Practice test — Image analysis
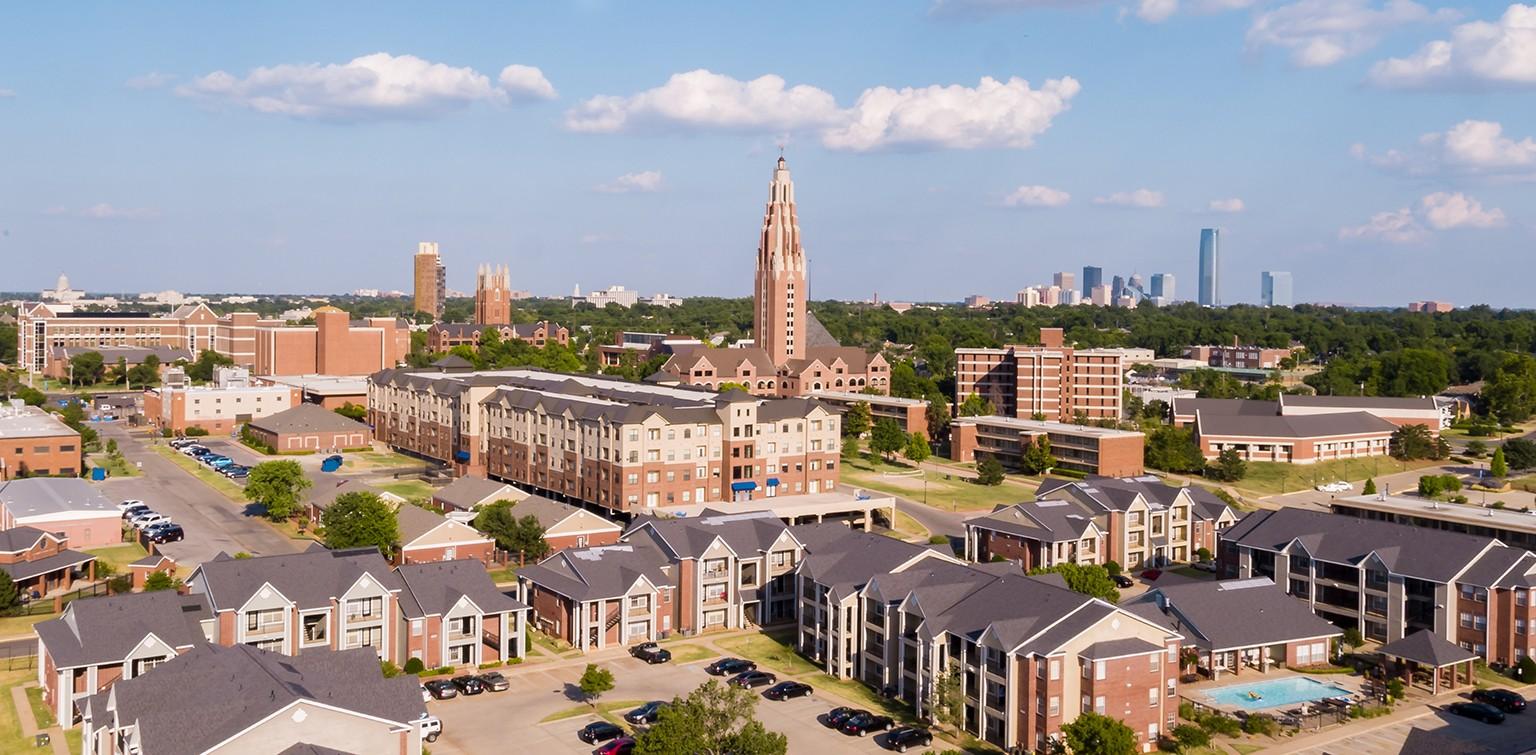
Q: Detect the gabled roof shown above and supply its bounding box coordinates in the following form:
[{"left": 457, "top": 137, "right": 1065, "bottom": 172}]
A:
[
  {"left": 395, "top": 504, "right": 458, "bottom": 545},
  {"left": 248, "top": 403, "right": 369, "bottom": 435},
  {"left": 1222, "top": 508, "right": 1501, "bottom": 583},
  {"left": 1280, "top": 394, "right": 1439, "bottom": 412},
  {"left": 188, "top": 546, "right": 401, "bottom": 612},
  {"left": 105, "top": 644, "right": 424, "bottom": 755},
  {"left": 1198, "top": 410, "right": 1397, "bottom": 439},
  {"left": 36, "top": 591, "right": 212, "bottom": 669},
  {"left": 1124, "top": 577, "right": 1341, "bottom": 652},
  {"left": 1377, "top": 629, "right": 1478, "bottom": 667},
  {"left": 433, "top": 475, "right": 522, "bottom": 510},
  {"left": 631, "top": 511, "right": 800, "bottom": 561},
  {"left": 966, "top": 502, "right": 1097, "bottom": 542},
  {"left": 0, "top": 526, "right": 60, "bottom": 553},
  {"left": 508, "top": 495, "right": 619, "bottom": 533},
  {"left": 395, "top": 560, "right": 527, "bottom": 618},
  {"left": 519, "top": 542, "right": 672, "bottom": 602}
]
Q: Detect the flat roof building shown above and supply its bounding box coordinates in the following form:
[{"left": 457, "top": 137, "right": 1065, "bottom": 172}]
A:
[
  {"left": 0, "top": 477, "right": 121, "bottom": 548},
  {"left": 955, "top": 328, "right": 1124, "bottom": 423},
  {"left": 950, "top": 415, "right": 1145, "bottom": 478},
  {"left": 0, "top": 403, "right": 82, "bottom": 480},
  {"left": 1172, "top": 395, "right": 1440, "bottom": 465}
]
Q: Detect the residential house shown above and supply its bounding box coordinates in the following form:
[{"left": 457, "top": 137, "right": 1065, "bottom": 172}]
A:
[
  {"left": 431, "top": 474, "right": 525, "bottom": 513},
  {"left": 396, "top": 560, "right": 528, "bottom": 668},
  {"left": 395, "top": 504, "right": 495, "bottom": 565},
  {"left": 0, "top": 527, "right": 97, "bottom": 599}
]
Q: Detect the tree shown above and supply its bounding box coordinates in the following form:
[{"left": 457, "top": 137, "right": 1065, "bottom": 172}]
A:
[
  {"left": 1362, "top": 478, "right": 1377, "bottom": 495},
  {"left": 68, "top": 350, "right": 105, "bottom": 386},
  {"left": 929, "top": 664, "right": 965, "bottom": 732},
  {"left": 126, "top": 354, "right": 161, "bottom": 387},
  {"left": 716, "top": 381, "right": 752, "bottom": 394},
  {"left": 917, "top": 334, "right": 956, "bottom": 380},
  {"left": 184, "top": 349, "right": 235, "bottom": 382},
  {"left": 1517, "top": 655, "right": 1536, "bottom": 684},
  {"left": 1465, "top": 439, "right": 1488, "bottom": 458},
  {"left": 904, "top": 431, "right": 932, "bottom": 465},
  {"left": 1195, "top": 547, "right": 1212, "bottom": 562},
  {"left": 1103, "top": 560, "right": 1122, "bottom": 577},
  {"left": 1341, "top": 627, "right": 1364, "bottom": 652},
  {"left": 841, "top": 436, "right": 861, "bottom": 460},
  {"left": 1171, "top": 724, "right": 1210, "bottom": 752},
  {"left": 244, "top": 460, "right": 312, "bottom": 521},
  {"left": 1062, "top": 711, "right": 1138, "bottom": 755},
  {"left": 1144, "top": 426, "right": 1205, "bottom": 474},
  {"left": 1484, "top": 353, "right": 1536, "bottom": 424},
  {"left": 926, "top": 395, "right": 951, "bottom": 442},
  {"left": 1205, "top": 448, "right": 1247, "bottom": 482},
  {"left": 143, "top": 572, "right": 180, "bottom": 592},
  {"left": 322, "top": 492, "right": 400, "bottom": 556},
  {"left": 843, "top": 401, "right": 872, "bottom": 437},
  {"left": 868, "top": 418, "right": 906, "bottom": 462},
  {"left": 1491, "top": 446, "right": 1509, "bottom": 478},
  {"left": 578, "top": 663, "right": 614, "bottom": 704},
  {"left": 975, "top": 456, "right": 1004, "bottom": 486},
  {"left": 335, "top": 402, "right": 367, "bottom": 421},
  {"left": 1390, "top": 423, "right": 1437, "bottom": 461},
  {"left": 957, "top": 393, "right": 995, "bottom": 417},
  {"left": 1504, "top": 438, "right": 1536, "bottom": 470},
  {"left": 1021, "top": 435, "right": 1056, "bottom": 475},
  {"left": 634, "top": 679, "right": 787, "bottom": 755},
  {"left": 1029, "top": 563, "right": 1120, "bottom": 602},
  {"left": 473, "top": 501, "right": 551, "bottom": 561},
  {"left": 0, "top": 571, "right": 17, "bottom": 611}
]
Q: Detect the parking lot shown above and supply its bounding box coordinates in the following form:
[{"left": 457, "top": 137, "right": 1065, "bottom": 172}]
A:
[
  {"left": 428, "top": 651, "right": 941, "bottom": 754},
  {"left": 1285, "top": 701, "right": 1536, "bottom": 754}
]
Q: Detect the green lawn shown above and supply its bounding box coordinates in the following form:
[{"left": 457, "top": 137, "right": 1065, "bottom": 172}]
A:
[
  {"left": 1232, "top": 745, "right": 1265, "bottom": 755},
  {"left": 377, "top": 479, "right": 437, "bottom": 501},
  {"left": 87, "top": 452, "right": 139, "bottom": 478},
  {"left": 149, "top": 445, "right": 246, "bottom": 501},
  {"left": 0, "top": 669, "right": 42, "bottom": 751},
  {"left": 889, "top": 510, "right": 930, "bottom": 542},
  {"left": 344, "top": 450, "right": 422, "bottom": 470},
  {"left": 662, "top": 643, "right": 717, "bottom": 664},
  {"left": 540, "top": 699, "right": 644, "bottom": 726},
  {"left": 25, "top": 686, "right": 52, "bottom": 728},
  {"left": 86, "top": 542, "right": 150, "bottom": 573},
  {"left": 840, "top": 455, "right": 1034, "bottom": 512},
  {"left": 0, "top": 613, "right": 52, "bottom": 640},
  {"left": 488, "top": 564, "right": 519, "bottom": 585},
  {"left": 713, "top": 633, "right": 822, "bottom": 677},
  {"left": 1232, "top": 457, "right": 1442, "bottom": 497}
]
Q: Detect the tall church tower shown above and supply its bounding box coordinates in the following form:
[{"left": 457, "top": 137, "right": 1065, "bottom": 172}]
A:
[
  {"left": 474, "top": 264, "right": 512, "bottom": 325},
  {"left": 754, "top": 156, "right": 807, "bottom": 366}
]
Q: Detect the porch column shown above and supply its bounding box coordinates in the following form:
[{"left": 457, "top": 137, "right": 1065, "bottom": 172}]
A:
[
  {"left": 499, "top": 613, "right": 509, "bottom": 661},
  {"left": 516, "top": 610, "right": 526, "bottom": 658}
]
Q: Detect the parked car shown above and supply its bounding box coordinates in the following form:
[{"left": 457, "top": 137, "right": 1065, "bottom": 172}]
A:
[
  {"left": 181, "top": 445, "right": 207, "bottom": 456},
  {"left": 1447, "top": 701, "right": 1505, "bottom": 724},
  {"left": 624, "top": 701, "right": 669, "bottom": 725},
  {"left": 131, "top": 513, "right": 171, "bottom": 530},
  {"left": 423, "top": 679, "right": 458, "bottom": 700},
  {"left": 635, "top": 646, "right": 672, "bottom": 664},
  {"left": 578, "top": 721, "right": 625, "bottom": 744},
  {"left": 476, "top": 671, "right": 509, "bottom": 692},
  {"left": 417, "top": 714, "right": 441, "bottom": 743},
  {"left": 1315, "top": 481, "right": 1352, "bottom": 493},
  {"left": 885, "top": 726, "right": 935, "bottom": 752},
  {"left": 450, "top": 675, "right": 485, "bottom": 695},
  {"left": 842, "top": 712, "right": 894, "bottom": 737},
  {"left": 595, "top": 737, "right": 636, "bottom": 755},
  {"left": 824, "top": 707, "right": 865, "bottom": 728},
  {"left": 1193, "top": 560, "right": 1217, "bottom": 572},
  {"left": 116, "top": 499, "right": 145, "bottom": 512},
  {"left": 226, "top": 466, "right": 250, "bottom": 479},
  {"left": 706, "top": 657, "right": 757, "bottom": 676},
  {"left": 629, "top": 642, "right": 660, "bottom": 658},
  {"left": 727, "top": 670, "right": 777, "bottom": 689},
  {"left": 121, "top": 504, "right": 151, "bottom": 520},
  {"left": 146, "top": 523, "right": 185, "bottom": 544},
  {"left": 1140, "top": 569, "right": 1162, "bottom": 581},
  {"left": 1471, "top": 688, "right": 1527, "bottom": 713},
  {"left": 1111, "top": 574, "right": 1134, "bottom": 588},
  {"left": 763, "top": 681, "right": 813, "bottom": 700},
  {"left": 419, "top": 684, "right": 432, "bottom": 702},
  {"left": 169, "top": 439, "right": 194, "bottom": 449},
  {"left": 205, "top": 456, "right": 233, "bottom": 468}
]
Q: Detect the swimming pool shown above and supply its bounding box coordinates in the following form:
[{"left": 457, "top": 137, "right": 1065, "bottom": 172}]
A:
[{"left": 1202, "top": 676, "right": 1350, "bottom": 711}]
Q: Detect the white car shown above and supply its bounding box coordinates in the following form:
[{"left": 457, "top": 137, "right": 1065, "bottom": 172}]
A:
[
  {"left": 418, "top": 714, "right": 441, "bottom": 743},
  {"left": 1314, "top": 481, "right": 1352, "bottom": 493},
  {"left": 116, "top": 499, "right": 145, "bottom": 513},
  {"left": 130, "top": 513, "right": 171, "bottom": 530}
]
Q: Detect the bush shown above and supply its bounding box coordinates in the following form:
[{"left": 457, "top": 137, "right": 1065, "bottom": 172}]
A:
[
  {"left": 403, "top": 658, "right": 425, "bottom": 675},
  {"left": 928, "top": 535, "right": 950, "bottom": 545},
  {"left": 380, "top": 660, "right": 401, "bottom": 678},
  {"left": 975, "top": 456, "right": 1005, "bottom": 486},
  {"left": 432, "top": 666, "right": 454, "bottom": 676},
  {"left": 1172, "top": 724, "right": 1210, "bottom": 751},
  {"left": 1386, "top": 678, "right": 1405, "bottom": 701},
  {"left": 1104, "top": 560, "right": 1122, "bottom": 577},
  {"left": 183, "top": 426, "right": 209, "bottom": 437},
  {"left": 478, "top": 661, "right": 503, "bottom": 670},
  {"left": 1178, "top": 701, "right": 1197, "bottom": 721},
  {"left": 106, "top": 575, "right": 134, "bottom": 595},
  {"left": 1243, "top": 714, "right": 1278, "bottom": 736},
  {"left": 1516, "top": 655, "right": 1536, "bottom": 683},
  {"left": 1198, "top": 711, "right": 1242, "bottom": 737}
]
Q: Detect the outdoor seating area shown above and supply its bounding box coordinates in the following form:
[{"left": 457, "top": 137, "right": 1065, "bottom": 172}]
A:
[{"left": 1374, "top": 630, "right": 1478, "bottom": 696}]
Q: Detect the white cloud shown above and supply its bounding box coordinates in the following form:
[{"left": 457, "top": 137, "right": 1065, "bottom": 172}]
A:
[
  {"left": 823, "top": 76, "right": 1080, "bottom": 151},
  {"left": 125, "top": 72, "right": 175, "bottom": 90},
  {"left": 1339, "top": 207, "right": 1426, "bottom": 242},
  {"left": 0, "top": 88, "right": 14, "bottom": 98},
  {"left": 578, "top": 232, "right": 616, "bottom": 244},
  {"left": 931, "top": 0, "right": 1252, "bottom": 18},
  {"left": 1137, "top": 0, "right": 1180, "bottom": 22},
  {"left": 564, "top": 69, "right": 841, "bottom": 134},
  {"left": 567, "top": 70, "right": 1080, "bottom": 152},
  {"left": 1419, "top": 191, "right": 1507, "bottom": 229},
  {"left": 52, "top": 204, "right": 161, "bottom": 220},
  {"left": 1246, "top": 0, "right": 1457, "bottom": 68},
  {"left": 1208, "top": 197, "right": 1246, "bottom": 212},
  {"left": 1353, "top": 120, "right": 1536, "bottom": 177},
  {"left": 1093, "top": 188, "right": 1164, "bottom": 208},
  {"left": 176, "top": 53, "right": 550, "bottom": 121},
  {"left": 1370, "top": 4, "right": 1536, "bottom": 88},
  {"left": 595, "top": 171, "right": 664, "bottom": 193},
  {"left": 497, "top": 64, "right": 557, "bottom": 101},
  {"left": 1003, "top": 185, "right": 1072, "bottom": 207}
]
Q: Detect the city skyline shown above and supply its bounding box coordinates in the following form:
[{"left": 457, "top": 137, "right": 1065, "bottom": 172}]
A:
[{"left": 0, "top": 2, "right": 1530, "bottom": 306}]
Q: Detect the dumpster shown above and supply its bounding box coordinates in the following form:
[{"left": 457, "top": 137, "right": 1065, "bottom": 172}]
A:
[{"left": 320, "top": 455, "right": 343, "bottom": 473}]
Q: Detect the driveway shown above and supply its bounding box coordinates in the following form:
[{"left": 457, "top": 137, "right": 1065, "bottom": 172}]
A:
[
  {"left": 95, "top": 424, "right": 302, "bottom": 564},
  {"left": 429, "top": 650, "right": 939, "bottom": 754},
  {"left": 1283, "top": 701, "right": 1536, "bottom": 754}
]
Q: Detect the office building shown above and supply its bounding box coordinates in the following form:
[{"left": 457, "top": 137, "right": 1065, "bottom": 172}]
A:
[
  {"left": 954, "top": 327, "right": 1123, "bottom": 422},
  {"left": 413, "top": 242, "right": 446, "bottom": 320},
  {"left": 143, "top": 366, "right": 300, "bottom": 436},
  {"left": 1090, "top": 284, "right": 1112, "bottom": 306},
  {"left": 1053, "top": 271, "right": 1075, "bottom": 292},
  {"left": 1150, "top": 273, "right": 1174, "bottom": 300},
  {"left": 1170, "top": 395, "right": 1443, "bottom": 465},
  {"left": 1111, "top": 275, "right": 1126, "bottom": 302},
  {"left": 474, "top": 264, "right": 512, "bottom": 326},
  {"left": 1081, "top": 266, "right": 1102, "bottom": 299},
  {"left": 1261, "top": 271, "right": 1293, "bottom": 308},
  {"left": 1198, "top": 229, "right": 1220, "bottom": 306}
]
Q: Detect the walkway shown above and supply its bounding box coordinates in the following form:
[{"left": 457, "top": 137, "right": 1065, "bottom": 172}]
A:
[{"left": 10, "top": 684, "right": 69, "bottom": 755}]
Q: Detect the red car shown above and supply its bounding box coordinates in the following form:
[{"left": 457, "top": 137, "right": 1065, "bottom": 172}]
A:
[
  {"left": 596, "top": 736, "right": 636, "bottom": 755},
  {"left": 1140, "top": 569, "right": 1162, "bottom": 581}
]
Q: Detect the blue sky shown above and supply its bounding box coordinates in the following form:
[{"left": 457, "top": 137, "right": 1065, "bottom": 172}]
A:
[{"left": 1, "top": 1, "right": 1531, "bottom": 306}]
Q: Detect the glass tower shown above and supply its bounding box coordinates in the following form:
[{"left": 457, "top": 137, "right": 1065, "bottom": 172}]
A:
[
  {"left": 1261, "top": 271, "right": 1293, "bottom": 308},
  {"left": 1081, "top": 266, "right": 1102, "bottom": 299},
  {"left": 1198, "top": 229, "right": 1220, "bottom": 306}
]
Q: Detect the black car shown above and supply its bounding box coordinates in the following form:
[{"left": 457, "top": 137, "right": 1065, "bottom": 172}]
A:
[
  {"left": 624, "top": 701, "right": 669, "bottom": 725},
  {"left": 578, "top": 721, "right": 625, "bottom": 744},
  {"left": 824, "top": 707, "right": 866, "bottom": 728},
  {"left": 629, "top": 642, "right": 660, "bottom": 659},
  {"left": 706, "top": 657, "right": 757, "bottom": 676},
  {"left": 146, "top": 523, "right": 185, "bottom": 544},
  {"left": 423, "top": 679, "right": 458, "bottom": 700},
  {"left": 1111, "top": 574, "right": 1134, "bottom": 588},
  {"left": 1447, "top": 701, "right": 1506, "bottom": 724},
  {"left": 763, "top": 681, "right": 813, "bottom": 700},
  {"left": 1471, "top": 688, "right": 1527, "bottom": 713},
  {"left": 727, "top": 670, "right": 777, "bottom": 689},
  {"left": 842, "top": 712, "right": 895, "bottom": 737},
  {"left": 631, "top": 645, "right": 672, "bottom": 664},
  {"left": 885, "top": 726, "right": 934, "bottom": 752},
  {"left": 450, "top": 675, "right": 485, "bottom": 695}
]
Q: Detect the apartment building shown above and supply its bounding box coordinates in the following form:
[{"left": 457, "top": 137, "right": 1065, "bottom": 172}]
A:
[
  {"left": 965, "top": 476, "right": 1235, "bottom": 570},
  {"left": 595, "top": 331, "right": 700, "bottom": 367},
  {"left": 518, "top": 510, "right": 806, "bottom": 649},
  {"left": 657, "top": 344, "right": 891, "bottom": 398},
  {"left": 1219, "top": 507, "right": 1536, "bottom": 665},
  {"left": 426, "top": 320, "right": 570, "bottom": 353},
  {"left": 794, "top": 525, "right": 1183, "bottom": 753},
  {"left": 17, "top": 302, "right": 409, "bottom": 378},
  {"left": 1185, "top": 342, "right": 1301, "bottom": 370},
  {"left": 806, "top": 390, "right": 929, "bottom": 435},
  {"left": 1331, "top": 493, "right": 1536, "bottom": 552},
  {"left": 0, "top": 403, "right": 81, "bottom": 480},
  {"left": 143, "top": 366, "right": 299, "bottom": 435},
  {"left": 954, "top": 328, "right": 1123, "bottom": 422},
  {"left": 949, "top": 416, "right": 1145, "bottom": 477},
  {"left": 370, "top": 367, "right": 842, "bottom": 514}
]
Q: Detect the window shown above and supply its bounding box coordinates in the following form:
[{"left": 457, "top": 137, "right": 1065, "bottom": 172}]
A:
[
  {"left": 1148, "top": 688, "right": 1158, "bottom": 706},
  {"left": 1150, "top": 653, "right": 1159, "bottom": 672},
  {"left": 346, "top": 626, "right": 383, "bottom": 649},
  {"left": 1167, "top": 678, "right": 1177, "bottom": 698},
  {"left": 1095, "top": 661, "right": 1106, "bottom": 680},
  {"left": 301, "top": 613, "right": 328, "bottom": 644},
  {"left": 704, "top": 584, "right": 727, "bottom": 603},
  {"left": 1094, "top": 696, "right": 1106, "bottom": 714},
  {"left": 346, "top": 597, "right": 382, "bottom": 620},
  {"left": 1048, "top": 696, "right": 1060, "bottom": 716},
  {"left": 1049, "top": 659, "right": 1060, "bottom": 680},
  {"left": 411, "top": 619, "right": 424, "bottom": 637}
]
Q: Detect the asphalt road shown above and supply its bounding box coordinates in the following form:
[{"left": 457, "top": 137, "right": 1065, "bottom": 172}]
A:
[
  {"left": 1285, "top": 699, "right": 1536, "bottom": 754},
  {"left": 834, "top": 483, "right": 967, "bottom": 542}
]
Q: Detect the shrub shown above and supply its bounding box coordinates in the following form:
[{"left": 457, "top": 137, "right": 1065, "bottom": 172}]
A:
[
  {"left": 478, "top": 661, "right": 503, "bottom": 670},
  {"left": 928, "top": 535, "right": 950, "bottom": 545},
  {"left": 1104, "top": 560, "right": 1123, "bottom": 577},
  {"left": 1172, "top": 724, "right": 1210, "bottom": 751},
  {"left": 1198, "top": 711, "right": 1242, "bottom": 736},
  {"left": 106, "top": 575, "right": 134, "bottom": 595},
  {"left": 1178, "top": 701, "right": 1197, "bottom": 721},
  {"left": 403, "top": 658, "right": 425, "bottom": 675},
  {"left": 1516, "top": 655, "right": 1536, "bottom": 683},
  {"left": 1243, "top": 714, "right": 1278, "bottom": 736},
  {"left": 183, "top": 426, "right": 209, "bottom": 437},
  {"left": 1386, "top": 678, "right": 1405, "bottom": 701},
  {"left": 432, "top": 666, "right": 454, "bottom": 676},
  {"left": 380, "top": 660, "right": 401, "bottom": 678}
]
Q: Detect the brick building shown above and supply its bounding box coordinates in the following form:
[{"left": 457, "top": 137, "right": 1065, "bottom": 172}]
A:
[
  {"left": 0, "top": 527, "right": 96, "bottom": 599},
  {"left": 395, "top": 504, "right": 496, "bottom": 565},
  {"left": 474, "top": 264, "right": 512, "bottom": 326},
  {"left": 807, "top": 390, "right": 928, "bottom": 435},
  {"left": 0, "top": 478, "right": 122, "bottom": 549},
  {"left": 949, "top": 416, "right": 1145, "bottom": 477},
  {"left": 1171, "top": 396, "right": 1434, "bottom": 465},
  {"left": 414, "top": 241, "right": 446, "bottom": 320},
  {"left": 1184, "top": 341, "right": 1302, "bottom": 370},
  {"left": 955, "top": 328, "right": 1123, "bottom": 422},
  {"left": 425, "top": 320, "right": 570, "bottom": 353},
  {"left": 42, "top": 345, "right": 191, "bottom": 383},
  {"left": 143, "top": 367, "right": 299, "bottom": 436},
  {"left": 0, "top": 403, "right": 82, "bottom": 480},
  {"left": 244, "top": 402, "right": 371, "bottom": 452}
]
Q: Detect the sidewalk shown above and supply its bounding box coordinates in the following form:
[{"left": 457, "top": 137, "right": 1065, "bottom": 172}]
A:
[{"left": 9, "top": 683, "right": 69, "bottom": 755}]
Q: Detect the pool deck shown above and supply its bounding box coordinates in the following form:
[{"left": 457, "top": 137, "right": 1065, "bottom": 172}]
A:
[{"left": 1183, "top": 669, "right": 1368, "bottom": 716}]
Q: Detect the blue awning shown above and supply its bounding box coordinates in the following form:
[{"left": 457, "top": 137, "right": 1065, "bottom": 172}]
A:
[
  {"left": 730, "top": 481, "right": 758, "bottom": 492},
  {"left": 453, "top": 450, "right": 471, "bottom": 462},
  {"left": 766, "top": 478, "right": 780, "bottom": 487}
]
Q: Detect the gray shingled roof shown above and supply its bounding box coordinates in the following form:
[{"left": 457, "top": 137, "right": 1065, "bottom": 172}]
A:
[
  {"left": 395, "top": 560, "right": 527, "bottom": 618},
  {"left": 1080, "top": 637, "right": 1166, "bottom": 660},
  {"left": 967, "top": 501, "right": 1097, "bottom": 542},
  {"left": 35, "top": 591, "right": 212, "bottom": 669},
  {"left": 395, "top": 503, "right": 453, "bottom": 545},
  {"left": 1198, "top": 410, "right": 1397, "bottom": 439},
  {"left": 1221, "top": 508, "right": 1499, "bottom": 583},
  {"left": 0, "top": 526, "right": 55, "bottom": 553},
  {"left": 107, "top": 644, "right": 424, "bottom": 755},
  {"left": 305, "top": 479, "right": 385, "bottom": 513},
  {"left": 1281, "top": 395, "right": 1438, "bottom": 412},
  {"left": 1171, "top": 398, "right": 1279, "bottom": 417},
  {"left": 518, "top": 542, "right": 672, "bottom": 602},
  {"left": 1125, "top": 577, "right": 1340, "bottom": 652},
  {"left": 433, "top": 475, "right": 517, "bottom": 511},
  {"left": 248, "top": 403, "right": 368, "bottom": 435},
  {"left": 632, "top": 511, "right": 799, "bottom": 561},
  {"left": 189, "top": 546, "right": 401, "bottom": 612},
  {"left": 0, "top": 548, "right": 95, "bottom": 582},
  {"left": 510, "top": 495, "right": 618, "bottom": 532},
  {"left": 1377, "top": 629, "right": 1478, "bottom": 667}
]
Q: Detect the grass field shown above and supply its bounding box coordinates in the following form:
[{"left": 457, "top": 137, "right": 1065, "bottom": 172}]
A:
[
  {"left": 149, "top": 445, "right": 246, "bottom": 501},
  {"left": 376, "top": 479, "right": 437, "bottom": 501},
  {"left": 0, "top": 668, "right": 44, "bottom": 751},
  {"left": 344, "top": 450, "right": 423, "bottom": 470},
  {"left": 714, "top": 634, "right": 821, "bottom": 677},
  {"left": 86, "top": 542, "right": 150, "bottom": 573},
  {"left": 0, "top": 613, "right": 51, "bottom": 640},
  {"left": 87, "top": 452, "right": 139, "bottom": 478},
  {"left": 663, "top": 643, "right": 717, "bottom": 664},
  {"left": 840, "top": 455, "right": 1034, "bottom": 512},
  {"left": 1233, "top": 457, "right": 1442, "bottom": 497},
  {"left": 889, "top": 510, "right": 930, "bottom": 541}
]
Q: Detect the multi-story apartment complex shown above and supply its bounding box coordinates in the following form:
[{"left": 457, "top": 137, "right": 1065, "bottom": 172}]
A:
[
  {"left": 659, "top": 344, "right": 890, "bottom": 398},
  {"left": 426, "top": 320, "right": 570, "bottom": 353},
  {"left": 0, "top": 403, "right": 81, "bottom": 480},
  {"left": 965, "top": 476, "right": 1235, "bottom": 571},
  {"left": 142, "top": 366, "right": 300, "bottom": 435},
  {"left": 954, "top": 328, "right": 1123, "bottom": 422},
  {"left": 949, "top": 416, "right": 1145, "bottom": 477},
  {"left": 369, "top": 367, "right": 842, "bottom": 513},
  {"left": 16, "top": 302, "right": 409, "bottom": 377},
  {"left": 1331, "top": 493, "right": 1536, "bottom": 552},
  {"left": 414, "top": 241, "right": 446, "bottom": 320},
  {"left": 807, "top": 390, "right": 928, "bottom": 435},
  {"left": 1219, "top": 507, "right": 1536, "bottom": 665}
]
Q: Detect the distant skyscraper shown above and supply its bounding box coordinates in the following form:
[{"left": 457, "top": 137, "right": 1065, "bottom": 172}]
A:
[
  {"left": 475, "top": 264, "right": 512, "bottom": 325},
  {"left": 1150, "top": 273, "right": 1175, "bottom": 300},
  {"left": 1111, "top": 275, "right": 1126, "bottom": 301},
  {"left": 413, "top": 242, "right": 446, "bottom": 320},
  {"left": 1081, "top": 266, "right": 1102, "bottom": 298},
  {"left": 1198, "top": 229, "right": 1220, "bottom": 306},
  {"left": 1261, "top": 271, "right": 1293, "bottom": 308},
  {"left": 1054, "top": 271, "right": 1075, "bottom": 292}
]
